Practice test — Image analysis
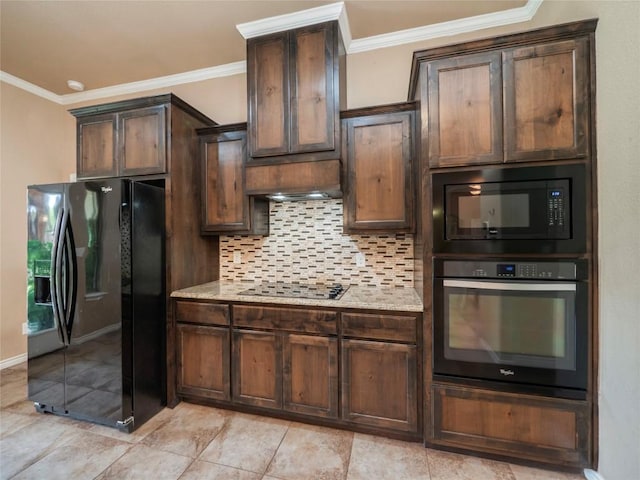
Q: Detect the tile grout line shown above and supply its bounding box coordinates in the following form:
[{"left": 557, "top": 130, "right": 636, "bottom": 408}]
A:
[
  {"left": 343, "top": 431, "right": 356, "bottom": 480},
  {"left": 261, "top": 421, "right": 291, "bottom": 478},
  {"left": 90, "top": 443, "right": 135, "bottom": 480}
]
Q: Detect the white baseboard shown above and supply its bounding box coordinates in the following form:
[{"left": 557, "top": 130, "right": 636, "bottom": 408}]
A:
[
  {"left": 0, "top": 353, "right": 27, "bottom": 370},
  {"left": 73, "top": 323, "right": 120, "bottom": 345},
  {"left": 584, "top": 469, "right": 605, "bottom": 480}
]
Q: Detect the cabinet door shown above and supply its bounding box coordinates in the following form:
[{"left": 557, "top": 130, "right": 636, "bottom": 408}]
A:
[
  {"left": 427, "top": 52, "right": 503, "bottom": 167},
  {"left": 344, "top": 111, "right": 414, "bottom": 232},
  {"left": 290, "top": 23, "right": 336, "bottom": 154},
  {"left": 119, "top": 105, "right": 166, "bottom": 176},
  {"left": 77, "top": 113, "right": 117, "bottom": 178},
  {"left": 177, "top": 324, "right": 230, "bottom": 401},
  {"left": 247, "top": 32, "right": 289, "bottom": 158},
  {"left": 283, "top": 334, "right": 338, "bottom": 418},
  {"left": 232, "top": 330, "right": 282, "bottom": 409},
  {"left": 201, "top": 131, "right": 251, "bottom": 233},
  {"left": 503, "top": 38, "right": 589, "bottom": 162},
  {"left": 341, "top": 339, "right": 418, "bottom": 432}
]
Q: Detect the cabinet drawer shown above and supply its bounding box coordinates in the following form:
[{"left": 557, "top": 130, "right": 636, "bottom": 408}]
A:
[
  {"left": 233, "top": 305, "right": 337, "bottom": 334},
  {"left": 432, "top": 383, "right": 590, "bottom": 467},
  {"left": 342, "top": 312, "right": 417, "bottom": 343},
  {"left": 175, "top": 301, "right": 229, "bottom": 326}
]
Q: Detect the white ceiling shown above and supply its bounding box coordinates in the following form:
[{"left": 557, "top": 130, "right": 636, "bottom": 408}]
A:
[{"left": 0, "top": 0, "right": 532, "bottom": 100}]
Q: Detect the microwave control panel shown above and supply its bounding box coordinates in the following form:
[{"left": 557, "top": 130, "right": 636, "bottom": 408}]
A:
[
  {"left": 548, "top": 187, "right": 566, "bottom": 227},
  {"left": 442, "top": 260, "right": 579, "bottom": 280}
]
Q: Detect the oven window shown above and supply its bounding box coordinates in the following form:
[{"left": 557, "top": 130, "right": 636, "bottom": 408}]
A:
[
  {"left": 444, "top": 286, "right": 576, "bottom": 370},
  {"left": 457, "top": 193, "right": 530, "bottom": 229}
]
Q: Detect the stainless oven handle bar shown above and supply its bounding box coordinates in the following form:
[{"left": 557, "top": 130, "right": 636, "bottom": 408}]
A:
[{"left": 443, "top": 279, "right": 577, "bottom": 292}]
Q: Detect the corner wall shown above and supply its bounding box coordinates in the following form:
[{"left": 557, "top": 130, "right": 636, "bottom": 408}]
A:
[{"left": 0, "top": 82, "right": 75, "bottom": 362}]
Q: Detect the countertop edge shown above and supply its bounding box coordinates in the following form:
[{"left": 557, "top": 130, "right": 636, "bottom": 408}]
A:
[{"left": 170, "top": 282, "right": 424, "bottom": 313}]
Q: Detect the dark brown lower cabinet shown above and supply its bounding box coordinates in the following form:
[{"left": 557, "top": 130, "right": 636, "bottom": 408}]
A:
[
  {"left": 283, "top": 334, "right": 338, "bottom": 418},
  {"left": 174, "top": 299, "right": 419, "bottom": 437},
  {"left": 431, "top": 383, "right": 590, "bottom": 468},
  {"left": 341, "top": 339, "right": 418, "bottom": 433},
  {"left": 176, "top": 324, "right": 230, "bottom": 401},
  {"left": 232, "top": 329, "right": 282, "bottom": 409}
]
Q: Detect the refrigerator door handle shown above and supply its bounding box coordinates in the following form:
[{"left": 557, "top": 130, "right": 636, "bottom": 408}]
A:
[
  {"left": 50, "top": 207, "right": 66, "bottom": 345},
  {"left": 63, "top": 217, "right": 78, "bottom": 341}
]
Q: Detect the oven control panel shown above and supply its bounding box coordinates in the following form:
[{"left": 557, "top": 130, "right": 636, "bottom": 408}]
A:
[{"left": 441, "top": 260, "right": 579, "bottom": 280}]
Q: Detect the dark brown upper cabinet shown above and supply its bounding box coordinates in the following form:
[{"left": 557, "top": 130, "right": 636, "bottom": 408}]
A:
[
  {"left": 410, "top": 20, "right": 595, "bottom": 168},
  {"left": 246, "top": 21, "right": 345, "bottom": 164},
  {"left": 503, "top": 38, "right": 589, "bottom": 162},
  {"left": 426, "top": 52, "right": 503, "bottom": 168},
  {"left": 73, "top": 103, "right": 166, "bottom": 178},
  {"left": 342, "top": 103, "right": 416, "bottom": 233},
  {"left": 197, "top": 124, "right": 268, "bottom": 235}
]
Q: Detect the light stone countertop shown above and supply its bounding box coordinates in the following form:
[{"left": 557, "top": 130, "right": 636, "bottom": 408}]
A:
[{"left": 171, "top": 280, "right": 423, "bottom": 313}]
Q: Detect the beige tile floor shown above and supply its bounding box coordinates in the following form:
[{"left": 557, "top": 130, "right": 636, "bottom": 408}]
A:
[{"left": 1, "top": 363, "right": 585, "bottom": 480}]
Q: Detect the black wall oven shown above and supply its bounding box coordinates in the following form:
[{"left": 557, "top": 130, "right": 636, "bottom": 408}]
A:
[
  {"left": 432, "top": 163, "right": 586, "bottom": 254},
  {"left": 433, "top": 258, "right": 588, "bottom": 399}
]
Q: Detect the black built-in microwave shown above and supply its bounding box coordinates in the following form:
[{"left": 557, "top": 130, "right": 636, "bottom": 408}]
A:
[{"left": 432, "top": 163, "right": 586, "bottom": 254}]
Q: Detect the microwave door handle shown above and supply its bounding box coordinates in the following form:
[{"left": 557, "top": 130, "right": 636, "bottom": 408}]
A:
[{"left": 443, "top": 279, "right": 577, "bottom": 292}]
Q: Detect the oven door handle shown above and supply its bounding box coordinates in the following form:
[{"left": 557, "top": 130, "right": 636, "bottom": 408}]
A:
[{"left": 442, "top": 279, "right": 577, "bottom": 291}]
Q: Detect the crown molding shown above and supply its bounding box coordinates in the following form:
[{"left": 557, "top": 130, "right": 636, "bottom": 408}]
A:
[
  {"left": 59, "top": 61, "right": 246, "bottom": 105},
  {"left": 348, "top": 0, "right": 543, "bottom": 54},
  {"left": 1, "top": 62, "right": 246, "bottom": 105},
  {"left": 236, "top": 1, "right": 351, "bottom": 48},
  {"left": 0, "top": 71, "right": 63, "bottom": 104},
  {"left": 2, "top": 0, "right": 543, "bottom": 105}
]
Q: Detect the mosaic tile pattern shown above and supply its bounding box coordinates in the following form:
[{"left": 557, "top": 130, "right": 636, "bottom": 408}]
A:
[{"left": 219, "top": 199, "right": 414, "bottom": 287}]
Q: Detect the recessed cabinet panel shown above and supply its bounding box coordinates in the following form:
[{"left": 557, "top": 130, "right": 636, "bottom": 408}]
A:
[
  {"left": 343, "top": 106, "right": 415, "bottom": 233},
  {"left": 251, "top": 35, "right": 289, "bottom": 156},
  {"left": 342, "top": 339, "right": 418, "bottom": 432},
  {"left": 78, "top": 115, "right": 117, "bottom": 178},
  {"left": 119, "top": 105, "right": 166, "bottom": 176},
  {"left": 504, "top": 38, "right": 589, "bottom": 161},
  {"left": 75, "top": 104, "right": 167, "bottom": 178},
  {"left": 432, "top": 383, "right": 590, "bottom": 467},
  {"left": 427, "top": 52, "right": 503, "bottom": 167},
  {"left": 247, "top": 21, "right": 343, "bottom": 163},
  {"left": 204, "top": 138, "right": 246, "bottom": 227},
  {"left": 232, "top": 330, "right": 282, "bottom": 409},
  {"left": 177, "top": 324, "right": 230, "bottom": 401},
  {"left": 199, "top": 126, "right": 269, "bottom": 235},
  {"left": 283, "top": 334, "right": 338, "bottom": 418},
  {"left": 292, "top": 26, "right": 333, "bottom": 151},
  {"left": 354, "top": 122, "right": 404, "bottom": 222}
]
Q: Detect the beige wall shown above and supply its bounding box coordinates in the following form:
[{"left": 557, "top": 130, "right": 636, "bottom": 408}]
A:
[
  {"left": 0, "top": 82, "right": 76, "bottom": 361},
  {"left": 66, "top": 74, "right": 248, "bottom": 125},
  {"left": 1, "top": 1, "right": 639, "bottom": 477}
]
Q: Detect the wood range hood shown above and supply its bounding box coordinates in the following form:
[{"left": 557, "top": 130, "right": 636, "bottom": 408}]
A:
[{"left": 244, "top": 158, "right": 343, "bottom": 202}]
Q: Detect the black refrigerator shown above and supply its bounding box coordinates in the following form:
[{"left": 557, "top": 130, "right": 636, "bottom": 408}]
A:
[{"left": 26, "top": 178, "right": 165, "bottom": 432}]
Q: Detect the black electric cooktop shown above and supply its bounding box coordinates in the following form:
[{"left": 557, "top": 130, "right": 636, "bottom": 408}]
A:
[{"left": 238, "top": 282, "right": 348, "bottom": 300}]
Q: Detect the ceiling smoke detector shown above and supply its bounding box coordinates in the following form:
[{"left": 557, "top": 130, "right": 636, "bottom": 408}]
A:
[{"left": 67, "top": 80, "right": 85, "bottom": 92}]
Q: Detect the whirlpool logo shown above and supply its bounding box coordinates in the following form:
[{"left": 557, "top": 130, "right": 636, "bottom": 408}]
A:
[
  {"left": 499, "top": 368, "right": 515, "bottom": 376},
  {"left": 101, "top": 186, "right": 113, "bottom": 193}
]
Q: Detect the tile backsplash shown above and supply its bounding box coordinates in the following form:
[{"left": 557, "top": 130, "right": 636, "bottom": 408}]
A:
[{"left": 220, "top": 199, "right": 414, "bottom": 287}]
